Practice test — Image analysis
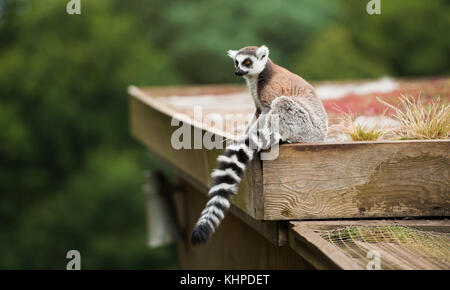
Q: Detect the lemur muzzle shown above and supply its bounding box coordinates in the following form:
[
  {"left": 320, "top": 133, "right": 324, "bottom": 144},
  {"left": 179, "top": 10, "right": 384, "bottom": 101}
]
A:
[{"left": 235, "top": 69, "right": 248, "bottom": 76}]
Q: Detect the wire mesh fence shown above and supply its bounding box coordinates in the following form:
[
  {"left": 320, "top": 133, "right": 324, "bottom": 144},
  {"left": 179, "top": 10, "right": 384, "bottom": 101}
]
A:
[{"left": 314, "top": 225, "right": 450, "bottom": 270}]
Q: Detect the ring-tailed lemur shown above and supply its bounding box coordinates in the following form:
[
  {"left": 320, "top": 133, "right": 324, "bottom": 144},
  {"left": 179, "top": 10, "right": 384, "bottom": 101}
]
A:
[{"left": 191, "top": 45, "right": 328, "bottom": 245}]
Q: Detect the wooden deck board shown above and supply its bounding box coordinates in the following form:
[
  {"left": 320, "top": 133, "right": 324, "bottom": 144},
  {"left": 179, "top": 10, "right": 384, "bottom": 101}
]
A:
[{"left": 263, "top": 140, "right": 449, "bottom": 220}]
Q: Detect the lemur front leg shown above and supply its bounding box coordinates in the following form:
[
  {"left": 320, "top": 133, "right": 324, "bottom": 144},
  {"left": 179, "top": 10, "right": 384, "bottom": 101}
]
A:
[
  {"left": 242, "top": 109, "right": 282, "bottom": 151},
  {"left": 243, "top": 108, "right": 261, "bottom": 135},
  {"left": 241, "top": 109, "right": 278, "bottom": 150}
]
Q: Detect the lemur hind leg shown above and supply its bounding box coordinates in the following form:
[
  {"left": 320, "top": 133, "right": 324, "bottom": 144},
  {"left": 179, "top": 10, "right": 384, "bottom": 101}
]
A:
[
  {"left": 240, "top": 95, "right": 326, "bottom": 152},
  {"left": 268, "top": 96, "right": 327, "bottom": 143}
]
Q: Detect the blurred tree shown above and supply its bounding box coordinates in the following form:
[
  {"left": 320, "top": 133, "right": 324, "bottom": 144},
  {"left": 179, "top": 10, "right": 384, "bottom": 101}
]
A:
[
  {"left": 15, "top": 150, "right": 176, "bottom": 269},
  {"left": 293, "top": 0, "right": 450, "bottom": 80},
  {"left": 0, "top": 0, "right": 180, "bottom": 269},
  {"left": 118, "top": 0, "right": 338, "bottom": 83},
  {"left": 341, "top": 0, "right": 450, "bottom": 77},
  {"left": 293, "top": 24, "right": 390, "bottom": 80}
]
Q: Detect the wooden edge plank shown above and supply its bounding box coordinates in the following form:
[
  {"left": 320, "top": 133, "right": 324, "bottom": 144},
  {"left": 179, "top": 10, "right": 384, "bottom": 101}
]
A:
[
  {"left": 133, "top": 84, "right": 247, "bottom": 97},
  {"left": 129, "top": 85, "right": 236, "bottom": 140},
  {"left": 292, "top": 220, "right": 450, "bottom": 233},
  {"left": 288, "top": 222, "right": 363, "bottom": 270},
  {"left": 128, "top": 86, "right": 239, "bottom": 140},
  {"left": 263, "top": 140, "right": 449, "bottom": 220},
  {"left": 281, "top": 139, "right": 450, "bottom": 147}
]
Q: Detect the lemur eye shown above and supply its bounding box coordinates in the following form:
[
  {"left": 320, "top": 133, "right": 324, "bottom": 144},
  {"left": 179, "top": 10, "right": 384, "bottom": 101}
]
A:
[
  {"left": 244, "top": 59, "right": 251, "bottom": 66},
  {"left": 235, "top": 60, "right": 238, "bottom": 66}
]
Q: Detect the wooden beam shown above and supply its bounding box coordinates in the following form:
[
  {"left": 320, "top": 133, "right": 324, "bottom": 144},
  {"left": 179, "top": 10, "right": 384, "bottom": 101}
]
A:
[
  {"left": 291, "top": 220, "right": 450, "bottom": 232},
  {"left": 263, "top": 141, "right": 450, "bottom": 220}
]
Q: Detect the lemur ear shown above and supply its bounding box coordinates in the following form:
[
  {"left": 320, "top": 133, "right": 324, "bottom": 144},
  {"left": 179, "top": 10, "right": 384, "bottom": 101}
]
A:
[
  {"left": 227, "top": 50, "right": 238, "bottom": 59},
  {"left": 256, "top": 45, "right": 269, "bottom": 60}
]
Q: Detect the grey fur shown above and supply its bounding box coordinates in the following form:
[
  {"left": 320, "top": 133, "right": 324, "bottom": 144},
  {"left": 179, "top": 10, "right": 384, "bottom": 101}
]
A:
[{"left": 269, "top": 96, "right": 327, "bottom": 143}]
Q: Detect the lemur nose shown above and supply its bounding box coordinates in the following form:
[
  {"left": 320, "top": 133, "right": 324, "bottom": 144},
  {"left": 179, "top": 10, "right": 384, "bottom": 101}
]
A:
[{"left": 235, "top": 69, "right": 247, "bottom": 76}]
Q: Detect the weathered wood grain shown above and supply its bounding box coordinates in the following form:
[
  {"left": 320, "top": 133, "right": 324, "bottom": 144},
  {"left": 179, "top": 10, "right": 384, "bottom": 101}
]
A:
[{"left": 264, "top": 141, "right": 450, "bottom": 220}]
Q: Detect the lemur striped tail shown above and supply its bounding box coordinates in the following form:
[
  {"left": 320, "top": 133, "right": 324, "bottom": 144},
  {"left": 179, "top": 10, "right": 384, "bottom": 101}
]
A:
[{"left": 191, "top": 136, "right": 257, "bottom": 245}]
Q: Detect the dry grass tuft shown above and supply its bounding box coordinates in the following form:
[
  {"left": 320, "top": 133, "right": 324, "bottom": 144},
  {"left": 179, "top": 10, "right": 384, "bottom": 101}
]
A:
[
  {"left": 378, "top": 95, "right": 449, "bottom": 140},
  {"left": 335, "top": 109, "right": 391, "bottom": 141}
]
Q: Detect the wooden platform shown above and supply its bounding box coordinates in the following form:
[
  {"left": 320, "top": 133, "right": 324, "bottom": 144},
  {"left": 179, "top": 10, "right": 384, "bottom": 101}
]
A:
[
  {"left": 129, "top": 83, "right": 449, "bottom": 221},
  {"left": 129, "top": 79, "right": 450, "bottom": 269}
]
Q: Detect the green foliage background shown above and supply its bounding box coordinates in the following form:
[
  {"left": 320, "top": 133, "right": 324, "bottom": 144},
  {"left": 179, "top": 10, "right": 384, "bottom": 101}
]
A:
[{"left": 0, "top": 0, "right": 448, "bottom": 269}]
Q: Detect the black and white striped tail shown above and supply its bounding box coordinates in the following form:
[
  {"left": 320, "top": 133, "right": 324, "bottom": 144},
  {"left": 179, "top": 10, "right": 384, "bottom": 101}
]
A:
[{"left": 191, "top": 137, "right": 256, "bottom": 245}]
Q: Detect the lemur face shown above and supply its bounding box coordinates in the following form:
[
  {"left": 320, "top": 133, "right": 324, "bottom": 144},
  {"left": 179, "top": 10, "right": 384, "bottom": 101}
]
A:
[{"left": 227, "top": 45, "right": 269, "bottom": 78}]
